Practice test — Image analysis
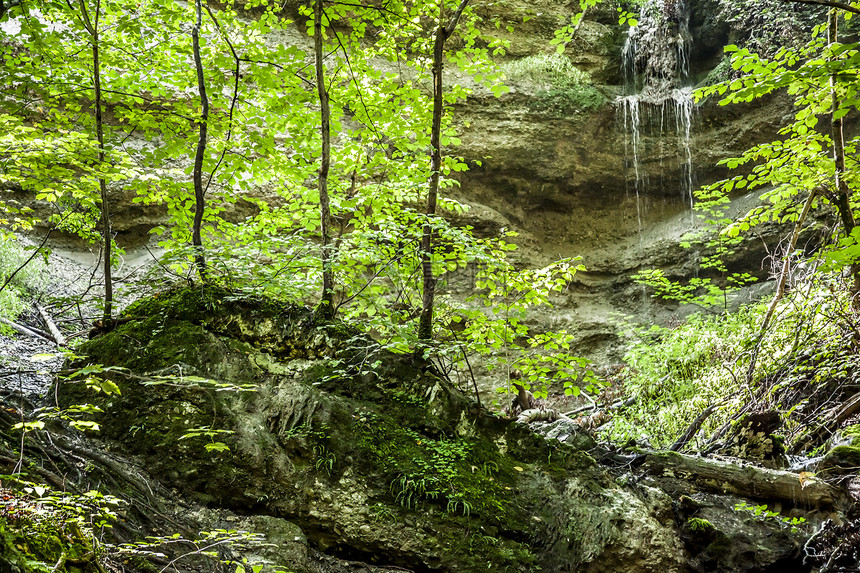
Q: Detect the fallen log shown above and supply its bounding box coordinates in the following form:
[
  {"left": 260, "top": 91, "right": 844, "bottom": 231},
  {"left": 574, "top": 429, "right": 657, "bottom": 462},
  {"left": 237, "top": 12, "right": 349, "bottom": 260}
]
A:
[
  {"left": 643, "top": 450, "right": 842, "bottom": 509},
  {"left": 0, "top": 317, "right": 53, "bottom": 343},
  {"left": 564, "top": 395, "right": 636, "bottom": 418},
  {"left": 517, "top": 408, "right": 565, "bottom": 424},
  {"left": 36, "top": 304, "right": 65, "bottom": 346}
]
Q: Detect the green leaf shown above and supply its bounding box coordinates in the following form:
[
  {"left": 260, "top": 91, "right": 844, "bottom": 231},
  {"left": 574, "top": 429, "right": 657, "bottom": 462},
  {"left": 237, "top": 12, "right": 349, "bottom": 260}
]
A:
[{"left": 205, "top": 442, "right": 230, "bottom": 453}]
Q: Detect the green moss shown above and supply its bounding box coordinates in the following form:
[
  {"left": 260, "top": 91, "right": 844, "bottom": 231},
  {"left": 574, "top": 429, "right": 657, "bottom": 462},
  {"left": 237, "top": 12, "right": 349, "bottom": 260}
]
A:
[
  {"left": 697, "top": 56, "right": 733, "bottom": 89},
  {"left": 687, "top": 517, "right": 715, "bottom": 533},
  {"left": 822, "top": 444, "right": 860, "bottom": 471},
  {"left": 531, "top": 86, "right": 606, "bottom": 116},
  {"left": 353, "top": 408, "right": 513, "bottom": 520},
  {"left": 0, "top": 506, "right": 99, "bottom": 572},
  {"left": 842, "top": 424, "right": 860, "bottom": 447},
  {"left": 440, "top": 514, "right": 539, "bottom": 571},
  {"left": 705, "top": 533, "right": 733, "bottom": 558}
]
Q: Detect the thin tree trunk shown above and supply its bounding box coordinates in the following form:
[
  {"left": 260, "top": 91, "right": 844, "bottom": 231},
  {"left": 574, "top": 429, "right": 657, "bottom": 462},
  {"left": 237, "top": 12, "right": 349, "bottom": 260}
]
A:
[
  {"left": 79, "top": 0, "right": 111, "bottom": 323},
  {"left": 315, "top": 0, "right": 334, "bottom": 319},
  {"left": 191, "top": 0, "right": 208, "bottom": 279},
  {"left": 417, "top": 0, "right": 470, "bottom": 343},
  {"left": 828, "top": 9, "right": 860, "bottom": 306},
  {"left": 746, "top": 188, "right": 818, "bottom": 381}
]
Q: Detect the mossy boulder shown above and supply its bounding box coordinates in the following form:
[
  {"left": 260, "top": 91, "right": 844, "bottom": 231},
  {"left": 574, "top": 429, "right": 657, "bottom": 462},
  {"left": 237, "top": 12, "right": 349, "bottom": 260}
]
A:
[
  {"left": 60, "top": 286, "right": 685, "bottom": 572},
  {"left": 0, "top": 511, "right": 99, "bottom": 573},
  {"left": 819, "top": 424, "right": 860, "bottom": 476}
]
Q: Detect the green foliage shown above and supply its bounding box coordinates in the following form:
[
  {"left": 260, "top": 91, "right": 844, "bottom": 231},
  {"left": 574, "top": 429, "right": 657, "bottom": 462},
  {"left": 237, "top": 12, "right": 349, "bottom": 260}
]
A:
[
  {"left": 281, "top": 423, "right": 336, "bottom": 475},
  {"left": 436, "top": 249, "right": 602, "bottom": 399},
  {"left": 0, "top": 237, "right": 46, "bottom": 330},
  {"left": 179, "top": 426, "right": 235, "bottom": 454},
  {"left": 0, "top": 476, "right": 125, "bottom": 569},
  {"left": 118, "top": 529, "right": 289, "bottom": 572},
  {"left": 530, "top": 87, "right": 606, "bottom": 116},
  {"left": 606, "top": 308, "right": 762, "bottom": 446},
  {"left": 502, "top": 53, "right": 591, "bottom": 89},
  {"left": 502, "top": 53, "right": 605, "bottom": 115},
  {"left": 355, "top": 410, "right": 509, "bottom": 519},
  {"left": 549, "top": 0, "right": 605, "bottom": 54},
  {"left": 634, "top": 181, "right": 756, "bottom": 312},
  {"left": 733, "top": 502, "right": 807, "bottom": 533},
  {"left": 714, "top": 0, "right": 821, "bottom": 57},
  {"left": 606, "top": 279, "right": 854, "bottom": 448},
  {"left": 0, "top": 0, "right": 592, "bottom": 406},
  {"left": 693, "top": 16, "right": 860, "bottom": 275}
]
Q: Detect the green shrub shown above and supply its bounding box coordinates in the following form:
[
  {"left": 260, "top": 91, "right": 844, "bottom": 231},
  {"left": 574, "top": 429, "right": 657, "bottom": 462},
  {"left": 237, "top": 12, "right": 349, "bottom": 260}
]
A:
[
  {"left": 502, "top": 53, "right": 591, "bottom": 90},
  {"left": 603, "top": 280, "right": 850, "bottom": 449},
  {"left": 605, "top": 307, "right": 763, "bottom": 447},
  {"left": 501, "top": 54, "right": 605, "bottom": 115},
  {"left": 0, "top": 237, "right": 47, "bottom": 330},
  {"left": 530, "top": 87, "right": 606, "bottom": 115}
]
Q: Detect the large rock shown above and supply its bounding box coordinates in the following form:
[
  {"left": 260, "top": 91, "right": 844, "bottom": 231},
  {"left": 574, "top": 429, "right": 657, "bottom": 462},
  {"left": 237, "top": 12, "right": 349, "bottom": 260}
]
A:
[{"left": 61, "top": 286, "right": 688, "bottom": 572}]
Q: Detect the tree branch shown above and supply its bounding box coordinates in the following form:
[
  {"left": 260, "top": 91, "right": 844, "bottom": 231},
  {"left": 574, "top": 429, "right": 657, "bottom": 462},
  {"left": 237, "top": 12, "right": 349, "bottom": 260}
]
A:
[
  {"left": 444, "top": 0, "right": 471, "bottom": 38},
  {"left": 202, "top": 5, "right": 240, "bottom": 197},
  {"left": 779, "top": 0, "right": 860, "bottom": 14}
]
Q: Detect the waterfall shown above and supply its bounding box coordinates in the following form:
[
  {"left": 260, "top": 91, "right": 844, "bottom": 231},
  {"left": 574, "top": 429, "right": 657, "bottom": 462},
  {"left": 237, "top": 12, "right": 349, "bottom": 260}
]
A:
[{"left": 616, "top": 0, "right": 696, "bottom": 210}]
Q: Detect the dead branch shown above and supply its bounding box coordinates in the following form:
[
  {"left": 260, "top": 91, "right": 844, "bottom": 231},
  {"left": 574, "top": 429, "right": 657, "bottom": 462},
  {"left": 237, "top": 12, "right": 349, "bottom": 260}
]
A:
[
  {"left": 0, "top": 317, "right": 54, "bottom": 343},
  {"left": 792, "top": 391, "right": 860, "bottom": 454},
  {"left": 36, "top": 304, "right": 66, "bottom": 346},
  {"left": 669, "top": 402, "right": 721, "bottom": 452}
]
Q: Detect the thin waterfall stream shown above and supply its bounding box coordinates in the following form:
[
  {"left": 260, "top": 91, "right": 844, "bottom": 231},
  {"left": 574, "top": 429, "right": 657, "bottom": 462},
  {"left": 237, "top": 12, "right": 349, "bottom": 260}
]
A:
[{"left": 617, "top": 0, "right": 696, "bottom": 231}]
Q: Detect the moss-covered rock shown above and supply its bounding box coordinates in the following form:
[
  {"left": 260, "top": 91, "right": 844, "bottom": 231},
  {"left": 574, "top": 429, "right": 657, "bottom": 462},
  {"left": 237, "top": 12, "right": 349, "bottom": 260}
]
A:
[
  {"left": 60, "top": 286, "right": 685, "bottom": 572},
  {"left": 0, "top": 502, "right": 101, "bottom": 573}
]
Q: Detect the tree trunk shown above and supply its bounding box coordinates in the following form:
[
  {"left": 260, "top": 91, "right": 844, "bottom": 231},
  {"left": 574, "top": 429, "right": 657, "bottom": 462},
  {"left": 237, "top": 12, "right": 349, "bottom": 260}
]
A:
[
  {"left": 417, "top": 0, "right": 469, "bottom": 344},
  {"left": 315, "top": 0, "right": 334, "bottom": 319},
  {"left": 191, "top": 0, "right": 208, "bottom": 280},
  {"left": 79, "top": 0, "right": 112, "bottom": 324},
  {"left": 828, "top": 9, "right": 860, "bottom": 306}
]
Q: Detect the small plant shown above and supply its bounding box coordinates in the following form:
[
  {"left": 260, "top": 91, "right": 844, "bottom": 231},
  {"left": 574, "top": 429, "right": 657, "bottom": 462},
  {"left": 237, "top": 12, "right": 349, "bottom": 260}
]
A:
[
  {"left": 179, "top": 426, "right": 234, "bottom": 454},
  {"left": 282, "top": 423, "right": 335, "bottom": 475},
  {"left": 313, "top": 445, "right": 336, "bottom": 476},
  {"left": 734, "top": 502, "right": 807, "bottom": 533},
  {"left": 370, "top": 502, "right": 396, "bottom": 523}
]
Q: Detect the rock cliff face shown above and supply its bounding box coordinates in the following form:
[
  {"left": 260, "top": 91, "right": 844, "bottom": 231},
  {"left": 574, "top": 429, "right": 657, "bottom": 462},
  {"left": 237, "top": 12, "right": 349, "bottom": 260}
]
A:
[{"left": 446, "top": 0, "right": 799, "bottom": 361}]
